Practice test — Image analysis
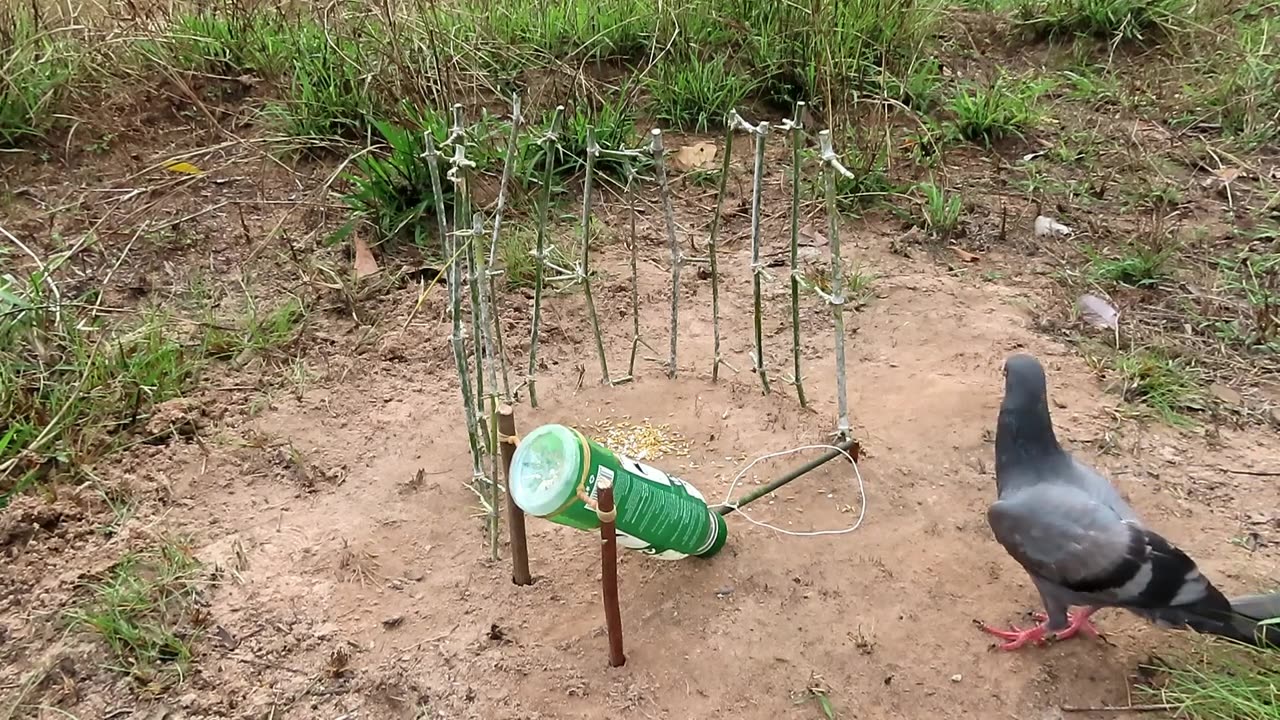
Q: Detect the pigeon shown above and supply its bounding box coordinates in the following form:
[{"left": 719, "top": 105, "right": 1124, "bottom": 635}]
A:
[{"left": 979, "top": 353, "right": 1280, "bottom": 651}]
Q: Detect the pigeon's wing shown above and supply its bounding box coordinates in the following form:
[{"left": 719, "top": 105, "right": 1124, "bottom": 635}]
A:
[
  {"left": 1064, "top": 457, "right": 1140, "bottom": 522},
  {"left": 987, "top": 484, "right": 1218, "bottom": 611}
]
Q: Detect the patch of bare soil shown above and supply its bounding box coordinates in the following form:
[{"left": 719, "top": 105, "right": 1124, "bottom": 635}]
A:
[{"left": 3, "top": 116, "right": 1279, "bottom": 720}]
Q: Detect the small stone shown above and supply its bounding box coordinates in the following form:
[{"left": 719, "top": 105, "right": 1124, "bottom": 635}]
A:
[
  {"left": 950, "top": 674, "right": 963, "bottom": 683},
  {"left": 314, "top": 623, "right": 338, "bottom": 640},
  {"left": 715, "top": 586, "right": 734, "bottom": 598},
  {"left": 381, "top": 615, "right": 404, "bottom": 629}
]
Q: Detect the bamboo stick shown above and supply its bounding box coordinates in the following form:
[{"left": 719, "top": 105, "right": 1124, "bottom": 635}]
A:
[
  {"left": 526, "top": 106, "right": 564, "bottom": 409},
  {"left": 650, "top": 128, "right": 681, "bottom": 379},
  {"left": 739, "top": 114, "right": 771, "bottom": 395},
  {"left": 424, "top": 131, "right": 483, "bottom": 477},
  {"left": 708, "top": 121, "right": 734, "bottom": 382},
  {"left": 785, "top": 102, "right": 808, "bottom": 407},
  {"left": 625, "top": 161, "right": 642, "bottom": 379},
  {"left": 485, "top": 93, "right": 523, "bottom": 402},
  {"left": 819, "top": 130, "right": 853, "bottom": 439},
  {"left": 579, "top": 126, "right": 610, "bottom": 385}
]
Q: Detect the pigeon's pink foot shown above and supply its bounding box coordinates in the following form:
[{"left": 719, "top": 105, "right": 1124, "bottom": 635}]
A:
[
  {"left": 980, "top": 620, "right": 1051, "bottom": 651},
  {"left": 1052, "top": 608, "right": 1102, "bottom": 640}
]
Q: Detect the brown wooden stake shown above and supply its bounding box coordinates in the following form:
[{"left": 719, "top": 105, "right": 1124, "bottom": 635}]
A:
[
  {"left": 596, "top": 476, "right": 626, "bottom": 667},
  {"left": 499, "top": 404, "right": 532, "bottom": 586}
]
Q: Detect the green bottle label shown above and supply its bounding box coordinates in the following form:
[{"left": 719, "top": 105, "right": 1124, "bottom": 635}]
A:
[{"left": 547, "top": 430, "right": 728, "bottom": 560}]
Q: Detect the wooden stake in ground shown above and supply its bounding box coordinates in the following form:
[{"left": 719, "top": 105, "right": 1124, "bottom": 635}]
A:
[
  {"left": 784, "top": 103, "right": 809, "bottom": 408},
  {"left": 707, "top": 121, "right": 734, "bottom": 382},
  {"left": 579, "top": 126, "right": 611, "bottom": 385},
  {"left": 485, "top": 93, "right": 522, "bottom": 402},
  {"left": 498, "top": 405, "right": 531, "bottom": 586},
  {"left": 526, "top": 106, "right": 564, "bottom": 409},
  {"left": 734, "top": 112, "right": 772, "bottom": 395},
  {"left": 625, "top": 161, "right": 643, "bottom": 380},
  {"left": 471, "top": 211, "right": 502, "bottom": 562},
  {"left": 650, "top": 128, "right": 681, "bottom": 379},
  {"left": 597, "top": 474, "right": 625, "bottom": 667},
  {"left": 819, "top": 130, "right": 854, "bottom": 439},
  {"left": 425, "top": 132, "right": 483, "bottom": 478}
]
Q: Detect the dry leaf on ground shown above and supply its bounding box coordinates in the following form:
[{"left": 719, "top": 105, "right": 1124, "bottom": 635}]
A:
[
  {"left": 673, "top": 142, "right": 717, "bottom": 171},
  {"left": 353, "top": 237, "right": 380, "bottom": 279}
]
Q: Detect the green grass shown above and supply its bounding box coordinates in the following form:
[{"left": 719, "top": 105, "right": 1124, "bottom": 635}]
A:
[
  {"left": 1009, "top": 0, "right": 1190, "bottom": 39},
  {"left": 66, "top": 539, "right": 204, "bottom": 687},
  {"left": 947, "top": 73, "right": 1049, "bottom": 145},
  {"left": 203, "top": 296, "right": 307, "bottom": 361},
  {"left": 132, "top": 10, "right": 293, "bottom": 77},
  {"left": 733, "top": 0, "right": 938, "bottom": 108},
  {"left": 1111, "top": 348, "right": 1205, "bottom": 424},
  {"left": 1141, "top": 643, "right": 1280, "bottom": 720},
  {"left": 264, "top": 22, "right": 382, "bottom": 142},
  {"left": 1, "top": 274, "right": 199, "bottom": 504},
  {"left": 548, "top": 102, "right": 642, "bottom": 180},
  {"left": 646, "top": 56, "right": 757, "bottom": 132},
  {"left": 913, "top": 180, "right": 963, "bottom": 237},
  {"left": 1085, "top": 240, "right": 1176, "bottom": 288},
  {"left": 497, "top": 224, "right": 576, "bottom": 289},
  {"left": 0, "top": 13, "right": 81, "bottom": 147},
  {"left": 1, "top": 269, "right": 306, "bottom": 504},
  {"left": 807, "top": 142, "right": 896, "bottom": 214},
  {"left": 1181, "top": 13, "right": 1280, "bottom": 148},
  {"left": 485, "top": 0, "right": 652, "bottom": 60},
  {"left": 1211, "top": 240, "right": 1280, "bottom": 349},
  {"left": 336, "top": 109, "right": 453, "bottom": 251}
]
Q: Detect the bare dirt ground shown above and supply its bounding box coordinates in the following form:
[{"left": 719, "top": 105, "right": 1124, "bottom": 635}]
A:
[{"left": 3, "top": 106, "right": 1280, "bottom": 720}]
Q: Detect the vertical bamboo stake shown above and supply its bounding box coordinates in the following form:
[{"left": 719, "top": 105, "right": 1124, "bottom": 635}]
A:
[
  {"left": 819, "top": 130, "right": 852, "bottom": 439},
  {"left": 747, "top": 119, "right": 771, "bottom": 395},
  {"left": 579, "top": 126, "right": 611, "bottom": 385},
  {"left": 527, "top": 106, "right": 564, "bottom": 409},
  {"left": 785, "top": 103, "right": 808, "bottom": 407},
  {"left": 449, "top": 106, "right": 485, "bottom": 448},
  {"left": 499, "top": 405, "right": 532, "bottom": 586},
  {"left": 597, "top": 474, "right": 625, "bottom": 668},
  {"left": 485, "top": 93, "right": 523, "bottom": 402},
  {"left": 625, "top": 161, "right": 642, "bottom": 379},
  {"left": 707, "top": 122, "right": 734, "bottom": 382},
  {"left": 425, "top": 132, "right": 483, "bottom": 477},
  {"left": 472, "top": 211, "right": 502, "bottom": 561},
  {"left": 650, "top": 128, "right": 681, "bottom": 379}
]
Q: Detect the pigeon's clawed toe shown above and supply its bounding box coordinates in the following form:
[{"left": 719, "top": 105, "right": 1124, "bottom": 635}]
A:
[{"left": 979, "top": 620, "right": 1050, "bottom": 651}]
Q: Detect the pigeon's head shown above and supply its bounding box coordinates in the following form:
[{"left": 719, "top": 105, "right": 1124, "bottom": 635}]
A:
[
  {"left": 1001, "top": 353, "right": 1048, "bottom": 409},
  {"left": 996, "top": 353, "right": 1060, "bottom": 471}
]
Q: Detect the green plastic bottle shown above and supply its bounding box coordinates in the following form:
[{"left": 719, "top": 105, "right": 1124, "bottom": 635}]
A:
[{"left": 508, "top": 423, "right": 728, "bottom": 560}]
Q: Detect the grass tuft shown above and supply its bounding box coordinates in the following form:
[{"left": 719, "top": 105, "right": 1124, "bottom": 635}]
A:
[
  {"left": 1010, "top": 0, "right": 1189, "bottom": 40},
  {"left": 261, "top": 21, "right": 382, "bottom": 142},
  {"left": 1, "top": 274, "right": 198, "bottom": 504},
  {"left": 646, "top": 56, "right": 756, "bottom": 132},
  {"left": 948, "top": 73, "right": 1048, "bottom": 145},
  {"left": 913, "top": 180, "right": 963, "bottom": 237},
  {"left": 0, "top": 12, "right": 81, "bottom": 147},
  {"left": 1085, "top": 240, "right": 1176, "bottom": 288},
  {"left": 336, "top": 109, "right": 452, "bottom": 251},
  {"left": 66, "top": 539, "right": 204, "bottom": 687},
  {"left": 1141, "top": 642, "right": 1280, "bottom": 720},
  {"left": 1111, "top": 348, "right": 1204, "bottom": 424}
]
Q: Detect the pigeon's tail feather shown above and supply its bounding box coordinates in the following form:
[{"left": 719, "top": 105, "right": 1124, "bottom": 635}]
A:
[{"left": 1142, "top": 590, "right": 1280, "bottom": 647}]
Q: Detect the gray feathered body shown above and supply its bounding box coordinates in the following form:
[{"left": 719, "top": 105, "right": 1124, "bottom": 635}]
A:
[{"left": 990, "top": 354, "right": 1278, "bottom": 647}]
